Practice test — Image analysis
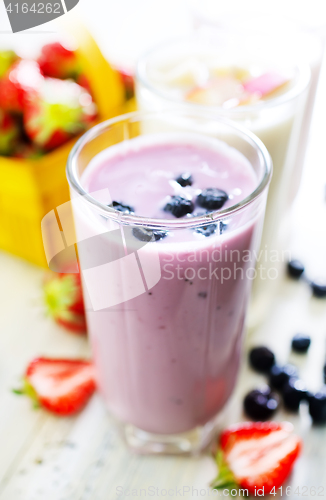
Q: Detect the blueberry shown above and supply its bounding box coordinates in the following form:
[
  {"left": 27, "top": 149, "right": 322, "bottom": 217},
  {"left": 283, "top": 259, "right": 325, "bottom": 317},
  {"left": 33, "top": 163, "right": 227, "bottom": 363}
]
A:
[
  {"left": 269, "top": 364, "right": 298, "bottom": 390},
  {"left": 109, "top": 201, "right": 134, "bottom": 213},
  {"left": 132, "top": 228, "right": 167, "bottom": 242},
  {"left": 310, "top": 280, "right": 326, "bottom": 298},
  {"left": 309, "top": 387, "right": 326, "bottom": 424},
  {"left": 195, "top": 223, "right": 217, "bottom": 237},
  {"left": 287, "top": 259, "right": 305, "bottom": 279},
  {"left": 197, "top": 188, "right": 228, "bottom": 211},
  {"left": 249, "top": 346, "right": 275, "bottom": 373},
  {"left": 292, "top": 334, "right": 311, "bottom": 353},
  {"left": 220, "top": 221, "right": 229, "bottom": 234},
  {"left": 244, "top": 386, "right": 279, "bottom": 421},
  {"left": 164, "top": 196, "right": 194, "bottom": 218},
  {"left": 175, "top": 173, "right": 193, "bottom": 187},
  {"left": 282, "top": 378, "right": 308, "bottom": 412}
]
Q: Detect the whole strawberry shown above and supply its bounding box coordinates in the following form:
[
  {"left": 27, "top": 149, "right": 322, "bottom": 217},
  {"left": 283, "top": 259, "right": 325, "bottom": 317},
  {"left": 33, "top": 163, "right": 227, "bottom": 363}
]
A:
[
  {"left": 0, "top": 109, "right": 21, "bottom": 156},
  {"left": 14, "top": 358, "right": 96, "bottom": 416},
  {"left": 211, "top": 421, "right": 302, "bottom": 496},
  {"left": 0, "top": 50, "right": 19, "bottom": 78},
  {"left": 0, "top": 59, "right": 43, "bottom": 113},
  {"left": 44, "top": 272, "right": 87, "bottom": 334},
  {"left": 24, "top": 78, "right": 97, "bottom": 150},
  {"left": 38, "top": 42, "right": 81, "bottom": 80}
]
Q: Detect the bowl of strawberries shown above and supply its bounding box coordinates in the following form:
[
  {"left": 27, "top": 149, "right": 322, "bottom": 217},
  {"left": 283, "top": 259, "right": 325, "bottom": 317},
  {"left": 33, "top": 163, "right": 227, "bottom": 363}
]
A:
[{"left": 0, "top": 25, "right": 125, "bottom": 266}]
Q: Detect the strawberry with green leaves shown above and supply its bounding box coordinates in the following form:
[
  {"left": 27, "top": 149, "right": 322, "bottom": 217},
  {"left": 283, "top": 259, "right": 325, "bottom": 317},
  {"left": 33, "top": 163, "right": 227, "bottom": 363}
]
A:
[
  {"left": 0, "top": 50, "right": 19, "bottom": 78},
  {"left": 24, "top": 78, "right": 97, "bottom": 150},
  {"left": 14, "top": 358, "right": 96, "bottom": 416},
  {"left": 0, "top": 109, "right": 21, "bottom": 156},
  {"left": 211, "top": 422, "right": 302, "bottom": 496},
  {"left": 0, "top": 59, "right": 43, "bottom": 113},
  {"left": 44, "top": 272, "right": 87, "bottom": 334},
  {"left": 38, "top": 42, "right": 81, "bottom": 80}
]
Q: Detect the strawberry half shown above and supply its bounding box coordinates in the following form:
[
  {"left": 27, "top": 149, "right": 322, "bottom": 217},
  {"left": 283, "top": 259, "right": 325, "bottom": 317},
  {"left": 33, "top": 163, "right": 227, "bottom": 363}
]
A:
[
  {"left": 0, "top": 109, "right": 21, "bottom": 156},
  {"left": 15, "top": 358, "right": 96, "bottom": 416},
  {"left": 0, "top": 59, "right": 43, "bottom": 113},
  {"left": 243, "top": 72, "right": 289, "bottom": 98},
  {"left": 211, "top": 422, "right": 302, "bottom": 496},
  {"left": 44, "top": 273, "right": 87, "bottom": 334},
  {"left": 38, "top": 42, "right": 81, "bottom": 80},
  {"left": 24, "top": 78, "right": 97, "bottom": 150}
]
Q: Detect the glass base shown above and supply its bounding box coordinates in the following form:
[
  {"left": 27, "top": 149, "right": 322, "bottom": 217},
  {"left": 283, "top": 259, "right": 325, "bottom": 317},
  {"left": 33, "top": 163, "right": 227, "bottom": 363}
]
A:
[{"left": 122, "top": 416, "right": 220, "bottom": 455}]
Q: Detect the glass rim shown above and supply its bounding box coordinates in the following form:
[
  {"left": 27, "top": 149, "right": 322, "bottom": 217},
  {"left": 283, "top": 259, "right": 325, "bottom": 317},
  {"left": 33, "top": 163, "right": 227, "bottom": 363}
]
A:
[
  {"left": 136, "top": 35, "right": 311, "bottom": 115},
  {"left": 66, "top": 109, "right": 272, "bottom": 230}
]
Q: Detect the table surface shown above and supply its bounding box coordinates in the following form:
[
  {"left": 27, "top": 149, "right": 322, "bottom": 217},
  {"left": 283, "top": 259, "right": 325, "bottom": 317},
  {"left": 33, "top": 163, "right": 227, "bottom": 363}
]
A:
[{"left": 1, "top": 20, "right": 326, "bottom": 500}]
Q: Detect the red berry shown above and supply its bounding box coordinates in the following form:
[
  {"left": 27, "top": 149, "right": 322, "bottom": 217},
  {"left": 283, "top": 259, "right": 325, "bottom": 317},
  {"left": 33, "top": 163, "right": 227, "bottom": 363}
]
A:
[
  {"left": 38, "top": 42, "right": 80, "bottom": 80},
  {"left": 44, "top": 272, "right": 87, "bottom": 334},
  {"left": 212, "top": 421, "right": 302, "bottom": 496},
  {"left": 21, "top": 358, "right": 96, "bottom": 416},
  {"left": 24, "top": 78, "right": 97, "bottom": 150},
  {"left": 0, "top": 60, "right": 43, "bottom": 113}
]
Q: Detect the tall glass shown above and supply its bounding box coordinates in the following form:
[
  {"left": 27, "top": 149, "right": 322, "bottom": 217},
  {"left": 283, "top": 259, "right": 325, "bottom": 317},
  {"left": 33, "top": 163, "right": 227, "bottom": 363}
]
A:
[
  {"left": 67, "top": 110, "right": 271, "bottom": 454},
  {"left": 136, "top": 36, "right": 310, "bottom": 326},
  {"left": 190, "top": 6, "right": 326, "bottom": 204}
]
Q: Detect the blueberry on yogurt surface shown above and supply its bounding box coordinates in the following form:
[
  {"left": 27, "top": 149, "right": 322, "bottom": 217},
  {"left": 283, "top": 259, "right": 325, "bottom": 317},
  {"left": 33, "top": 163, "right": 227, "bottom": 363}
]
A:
[
  {"left": 164, "top": 196, "right": 194, "bottom": 218},
  {"left": 109, "top": 201, "right": 134, "bottom": 213},
  {"left": 175, "top": 172, "right": 193, "bottom": 187},
  {"left": 197, "top": 188, "right": 228, "bottom": 210},
  {"left": 132, "top": 228, "right": 168, "bottom": 242},
  {"left": 195, "top": 224, "right": 218, "bottom": 237}
]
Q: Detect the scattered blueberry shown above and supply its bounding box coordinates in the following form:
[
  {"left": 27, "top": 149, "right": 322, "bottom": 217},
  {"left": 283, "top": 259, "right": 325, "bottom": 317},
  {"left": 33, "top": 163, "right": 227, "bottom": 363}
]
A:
[
  {"left": 309, "top": 387, "right": 326, "bottom": 424},
  {"left": 198, "top": 292, "right": 207, "bottom": 298},
  {"left": 269, "top": 364, "right": 298, "bottom": 390},
  {"left": 310, "top": 280, "right": 326, "bottom": 298},
  {"left": 132, "top": 228, "right": 168, "bottom": 242},
  {"left": 249, "top": 346, "right": 275, "bottom": 373},
  {"left": 164, "top": 196, "right": 194, "bottom": 218},
  {"left": 292, "top": 333, "right": 311, "bottom": 353},
  {"left": 175, "top": 172, "right": 193, "bottom": 187},
  {"left": 244, "top": 386, "right": 279, "bottom": 421},
  {"left": 195, "top": 223, "right": 217, "bottom": 237},
  {"left": 287, "top": 259, "right": 305, "bottom": 279},
  {"left": 282, "top": 378, "right": 308, "bottom": 412},
  {"left": 197, "top": 188, "right": 228, "bottom": 211},
  {"left": 109, "top": 201, "right": 134, "bottom": 213}
]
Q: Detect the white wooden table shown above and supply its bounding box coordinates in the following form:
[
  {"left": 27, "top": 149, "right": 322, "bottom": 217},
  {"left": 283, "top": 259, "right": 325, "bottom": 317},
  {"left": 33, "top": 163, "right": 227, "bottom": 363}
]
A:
[{"left": 1, "top": 19, "right": 326, "bottom": 500}]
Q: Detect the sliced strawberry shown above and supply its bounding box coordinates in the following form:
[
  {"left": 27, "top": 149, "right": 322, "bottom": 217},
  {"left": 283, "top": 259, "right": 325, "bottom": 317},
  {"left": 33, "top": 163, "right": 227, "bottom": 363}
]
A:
[
  {"left": 0, "top": 109, "right": 21, "bottom": 156},
  {"left": 15, "top": 358, "right": 96, "bottom": 416},
  {"left": 24, "top": 77, "right": 97, "bottom": 150},
  {"left": 44, "top": 273, "right": 87, "bottom": 334},
  {"left": 211, "top": 422, "right": 302, "bottom": 496},
  {"left": 38, "top": 42, "right": 81, "bottom": 80},
  {"left": 243, "top": 72, "right": 289, "bottom": 98},
  {"left": 0, "top": 50, "right": 19, "bottom": 78},
  {"left": 0, "top": 60, "right": 43, "bottom": 113}
]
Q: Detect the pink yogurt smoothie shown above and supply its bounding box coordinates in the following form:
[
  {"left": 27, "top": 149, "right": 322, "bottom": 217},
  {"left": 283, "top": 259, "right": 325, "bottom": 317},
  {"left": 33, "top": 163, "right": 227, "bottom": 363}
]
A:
[{"left": 79, "top": 133, "right": 263, "bottom": 435}]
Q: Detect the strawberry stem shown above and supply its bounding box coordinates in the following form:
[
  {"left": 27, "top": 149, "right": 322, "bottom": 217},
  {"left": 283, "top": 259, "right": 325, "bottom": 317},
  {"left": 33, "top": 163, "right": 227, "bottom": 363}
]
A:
[
  {"left": 211, "top": 449, "right": 247, "bottom": 496},
  {"left": 44, "top": 275, "right": 77, "bottom": 318},
  {"left": 12, "top": 379, "right": 40, "bottom": 409}
]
